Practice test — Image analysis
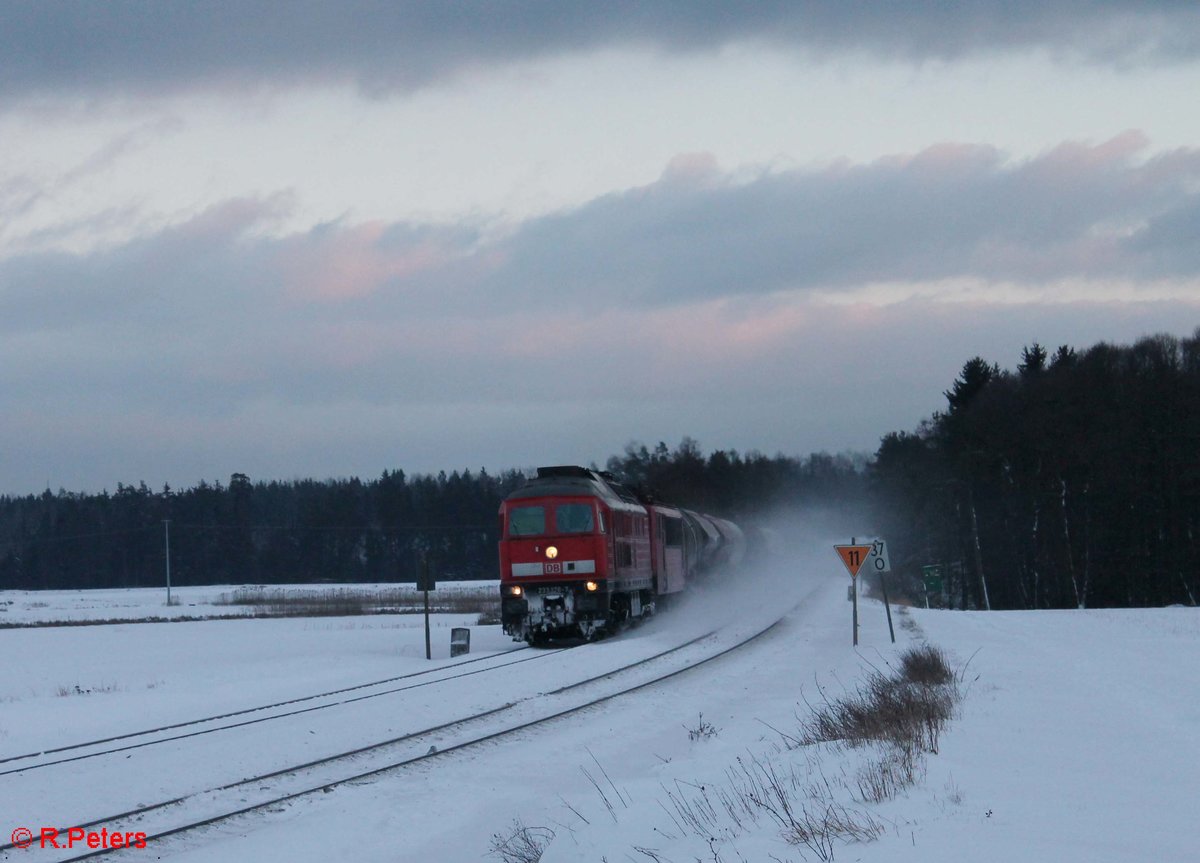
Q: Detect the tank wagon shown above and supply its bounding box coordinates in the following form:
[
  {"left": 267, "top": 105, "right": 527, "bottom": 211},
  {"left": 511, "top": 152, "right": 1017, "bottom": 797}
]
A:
[{"left": 498, "top": 465, "right": 745, "bottom": 643}]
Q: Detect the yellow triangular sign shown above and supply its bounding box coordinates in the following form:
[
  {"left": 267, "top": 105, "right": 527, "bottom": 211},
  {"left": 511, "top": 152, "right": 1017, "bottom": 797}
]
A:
[{"left": 834, "top": 544, "right": 873, "bottom": 578}]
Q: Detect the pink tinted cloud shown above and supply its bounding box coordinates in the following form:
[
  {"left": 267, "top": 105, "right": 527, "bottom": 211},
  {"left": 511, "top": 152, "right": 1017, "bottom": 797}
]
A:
[
  {"left": 1036, "top": 129, "right": 1151, "bottom": 172},
  {"left": 890, "top": 142, "right": 1003, "bottom": 177},
  {"left": 659, "top": 152, "right": 722, "bottom": 185},
  {"left": 273, "top": 220, "right": 459, "bottom": 302}
]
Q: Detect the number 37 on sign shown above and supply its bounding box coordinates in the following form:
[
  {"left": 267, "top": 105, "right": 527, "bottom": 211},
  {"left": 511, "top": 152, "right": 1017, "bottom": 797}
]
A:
[{"left": 834, "top": 539, "right": 891, "bottom": 579}]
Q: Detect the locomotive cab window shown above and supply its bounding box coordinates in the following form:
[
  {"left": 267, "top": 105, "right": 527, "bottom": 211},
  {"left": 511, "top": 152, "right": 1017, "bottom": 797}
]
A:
[
  {"left": 555, "top": 503, "right": 595, "bottom": 534},
  {"left": 508, "top": 506, "right": 546, "bottom": 536}
]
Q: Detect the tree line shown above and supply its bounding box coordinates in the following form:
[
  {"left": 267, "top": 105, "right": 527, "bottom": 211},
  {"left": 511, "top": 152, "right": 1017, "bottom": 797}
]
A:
[
  {"left": 0, "top": 448, "right": 864, "bottom": 591},
  {"left": 3, "top": 328, "right": 1196, "bottom": 608},
  {"left": 0, "top": 469, "right": 523, "bottom": 590},
  {"left": 871, "top": 331, "right": 1200, "bottom": 609},
  {"left": 604, "top": 437, "right": 866, "bottom": 522}
]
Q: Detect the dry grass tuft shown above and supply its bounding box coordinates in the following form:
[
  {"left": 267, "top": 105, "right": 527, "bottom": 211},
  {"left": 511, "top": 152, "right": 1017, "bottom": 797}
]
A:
[
  {"left": 801, "top": 645, "right": 958, "bottom": 755},
  {"left": 215, "top": 585, "right": 499, "bottom": 619},
  {"left": 488, "top": 819, "right": 554, "bottom": 863},
  {"left": 898, "top": 643, "right": 955, "bottom": 686}
]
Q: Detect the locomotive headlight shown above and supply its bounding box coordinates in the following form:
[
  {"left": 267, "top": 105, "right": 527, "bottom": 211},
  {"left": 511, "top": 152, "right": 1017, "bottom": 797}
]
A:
[
  {"left": 545, "top": 545, "right": 558, "bottom": 559},
  {"left": 585, "top": 581, "right": 599, "bottom": 592},
  {"left": 508, "top": 585, "right": 523, "bottom": 596}
]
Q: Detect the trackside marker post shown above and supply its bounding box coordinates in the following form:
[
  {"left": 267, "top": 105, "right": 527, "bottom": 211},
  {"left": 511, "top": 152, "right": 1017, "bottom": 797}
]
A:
[
  {"left": 417, "top": 556, "right": 437, "bottom": 660},
  {"left": 833, "top": 539, "right": 896, "bottom": 645},
  {"left": 869, "top": 539, "right": 896, "bottom": 644},
  {"left": 834, "top": 540, "right": 871, "bottom": 646}
]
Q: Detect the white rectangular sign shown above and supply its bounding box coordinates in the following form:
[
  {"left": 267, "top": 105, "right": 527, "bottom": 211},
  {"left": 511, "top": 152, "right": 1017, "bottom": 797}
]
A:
[{"left": 865, "top": 538, "right": 891, "bottom": 573}]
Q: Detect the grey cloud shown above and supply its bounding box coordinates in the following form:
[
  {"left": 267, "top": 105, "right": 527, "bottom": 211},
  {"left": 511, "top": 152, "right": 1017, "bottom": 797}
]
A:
[
  {"left": 1, "top": 119, "right": 183, "bottom": 253},
  {"left": 0, "top": 199, "right": 493, "bottom": 424},
  {"left": 0, "top": 174, "right": 42, "bottom": 221},
  {"left": 1127, "top": 194, "right": 1200, "bottom": 273},
  {"left": 8, "top": 203, "right": 144, "bottom": 253},
  {"left": 57, "top": 117, "right": 184, "bottom": 186},
  {"left": 0, "top": 197, "right": 286, "bottom": 337},
  {"left": 3, "top": 139, "right": 1200, "bottom": 493},
  {"left": 2, "top": 2, "right": 1199, "bottom": 101},
  {"left": 484, "top": 137, "right": 1200, "bottom": 305},
  {"left": 4, "top": 137, "right": 1200, "bottom": 354}
]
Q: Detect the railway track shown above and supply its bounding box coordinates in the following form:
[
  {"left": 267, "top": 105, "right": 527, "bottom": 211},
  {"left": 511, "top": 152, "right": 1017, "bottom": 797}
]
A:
[
  {"left": 0, "top": 644, "right": 553, "bottom": 777},
  {"left": 1, "top": 617, "right": 785, "bottom": 862}
]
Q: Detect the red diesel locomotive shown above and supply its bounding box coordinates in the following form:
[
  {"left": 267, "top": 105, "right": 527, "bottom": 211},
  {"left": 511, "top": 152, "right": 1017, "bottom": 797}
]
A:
[{"left": 498, "top": 466, "right": 745, "bottom": 643}]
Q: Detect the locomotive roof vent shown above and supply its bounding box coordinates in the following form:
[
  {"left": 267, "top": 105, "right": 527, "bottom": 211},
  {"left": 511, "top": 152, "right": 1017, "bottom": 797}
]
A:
[
  {"left": 508, "top": 464, "right": 641, "bottom": 506},
  {"left": 536, "top": 465, "right": 596, "bottom": 480}
]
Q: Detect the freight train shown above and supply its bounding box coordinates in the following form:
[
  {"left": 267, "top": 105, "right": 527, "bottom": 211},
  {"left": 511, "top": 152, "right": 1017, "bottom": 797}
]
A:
[{"left": 498, "top": 465, "right": 745, "bottom": 643}]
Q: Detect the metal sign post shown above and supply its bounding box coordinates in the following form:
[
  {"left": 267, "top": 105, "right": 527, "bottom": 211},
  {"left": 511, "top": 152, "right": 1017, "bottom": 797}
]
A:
[
  {"left": 852, "top": 575, "right": 858, "bottom": 646},
  {"left": 423, "top": 581, "right": 431, "bottom": 660},
  {"left": 417, "top": 555, "right": 437, "bottom": 660},
  {"left": 834, "top": 538, "right": 871, "bottom": 646},
  {"left": 871, "top": 539, "right": 896, "bottom": 644},
  {"left": 163, "top": 519, "right": 172, "bottom": 606}
]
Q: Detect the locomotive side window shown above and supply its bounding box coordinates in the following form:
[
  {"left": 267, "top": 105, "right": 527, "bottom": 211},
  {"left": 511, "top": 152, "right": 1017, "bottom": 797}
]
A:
[
  {"left": 555, "top": 503, "right": 595, "bottom": 534},
  {"left": 664, "top": 516, "right": 683, "bottom": 547},
  {"left": 617, "top": 542, "right": 634, "bottom": 567},
  {"left": 509, "top": 506, "right": 546, "bottom": 536}
]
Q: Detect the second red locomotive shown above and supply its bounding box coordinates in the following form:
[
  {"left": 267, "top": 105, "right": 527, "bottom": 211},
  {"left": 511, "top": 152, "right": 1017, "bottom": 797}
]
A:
[{"left": 498, "top": 465, "right": 744, "bottom": 643}]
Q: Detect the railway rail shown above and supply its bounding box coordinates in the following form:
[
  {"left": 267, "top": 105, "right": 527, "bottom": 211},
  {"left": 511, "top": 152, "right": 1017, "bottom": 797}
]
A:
[
  {"left": 0, "top": 644, "right": 550, "bottom": 777},
  {"left": 1, "top": 616, "right": 786, "bottom": 862}
]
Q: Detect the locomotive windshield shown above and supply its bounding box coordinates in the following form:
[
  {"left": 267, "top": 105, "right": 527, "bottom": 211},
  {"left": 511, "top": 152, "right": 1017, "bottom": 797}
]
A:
[
  {"left": 508, "top": 506, "right": 546, "bottom": 536},
  {"left": 555, "top": 503, "right": 595, "bottom": 534}
]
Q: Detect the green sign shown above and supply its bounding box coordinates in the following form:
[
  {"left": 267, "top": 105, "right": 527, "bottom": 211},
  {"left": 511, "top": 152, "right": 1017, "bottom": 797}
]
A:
[{"left": 921, "top": 565, "right": 944, "bottom": 594}]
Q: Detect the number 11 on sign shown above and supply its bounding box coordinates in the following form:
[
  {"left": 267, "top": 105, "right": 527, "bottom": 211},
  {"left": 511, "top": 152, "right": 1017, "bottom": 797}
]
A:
[{"left": 835, "top": 544, "right": 872, "bottom": 579}]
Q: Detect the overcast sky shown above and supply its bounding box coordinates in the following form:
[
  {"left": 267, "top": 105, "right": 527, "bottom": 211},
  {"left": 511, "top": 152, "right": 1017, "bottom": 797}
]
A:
[{"left": 2, "top": 1, "right": 1199, "bottom": 494}]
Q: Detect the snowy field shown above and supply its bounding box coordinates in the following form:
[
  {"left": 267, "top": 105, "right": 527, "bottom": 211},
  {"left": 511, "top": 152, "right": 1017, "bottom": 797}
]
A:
[
  {"left": 1, "top": 559, "right": 1197, "bottom": 862},
  {"left": 0, "top": 581, "right": 498, "bottom": 626}
]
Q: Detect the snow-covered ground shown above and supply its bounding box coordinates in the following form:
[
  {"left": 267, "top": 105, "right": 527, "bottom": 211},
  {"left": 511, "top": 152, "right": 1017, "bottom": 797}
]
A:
[
  {"left": 0, "top": 581, "right": 497, "bottom": 625},
  {"left": 2, "top": 559, "right": 1196, "bottom": 862}
]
